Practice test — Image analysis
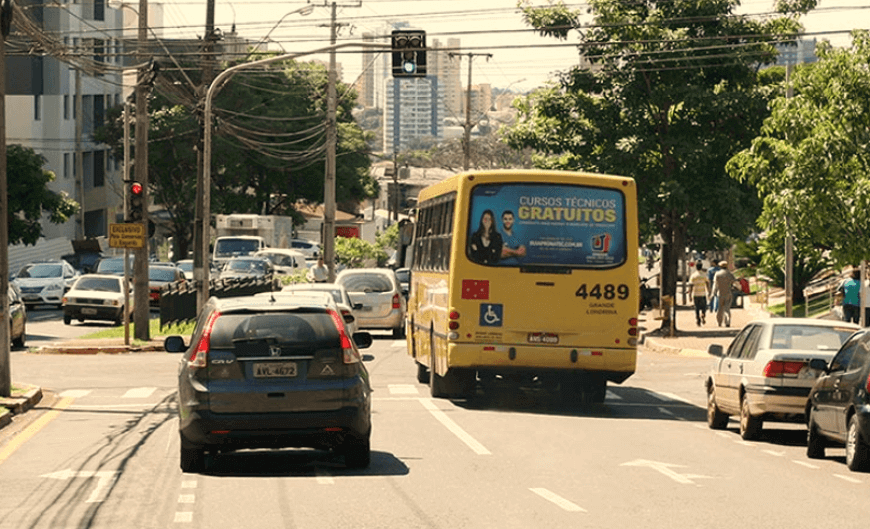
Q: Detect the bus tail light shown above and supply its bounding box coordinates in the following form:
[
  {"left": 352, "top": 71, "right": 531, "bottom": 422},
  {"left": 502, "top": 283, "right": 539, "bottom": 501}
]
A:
[
  {"left": 448, "top": 310, "right": 460, "bottom": 339},
  {"left": 189, "top": 311, "right": 220, "bottom": 369},
  {"left": 763, "top": 360, "right": 805, "bottom": 377}
]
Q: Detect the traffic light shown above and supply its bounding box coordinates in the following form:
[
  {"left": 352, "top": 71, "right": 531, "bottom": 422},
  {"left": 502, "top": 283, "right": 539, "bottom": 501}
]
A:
[
  {"left": 392, "top": 29, "right": 426, "bottom": 78},
  {"left": 128, "top": 181, "right": 144, "bottom": 222}
]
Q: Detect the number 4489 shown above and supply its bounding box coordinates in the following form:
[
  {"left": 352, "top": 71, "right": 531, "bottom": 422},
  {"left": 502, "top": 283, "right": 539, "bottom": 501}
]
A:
[{"left": 575, "top": 283, "right": 630, "bottom": 300}]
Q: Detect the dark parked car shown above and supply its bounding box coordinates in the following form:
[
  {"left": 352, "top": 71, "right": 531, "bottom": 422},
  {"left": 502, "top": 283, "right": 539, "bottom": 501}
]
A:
[
  {"left": 218, "top": 256, "right": 274, "bottom": 281},
  {"left": 164, "top": 293, "right": 374, "bottom": 473},
  {"left": 806, "top": 329, "right": 870, "bottom": 471},
  {"left": 149, "top": 264, "right": 185, "bottom": 307}
]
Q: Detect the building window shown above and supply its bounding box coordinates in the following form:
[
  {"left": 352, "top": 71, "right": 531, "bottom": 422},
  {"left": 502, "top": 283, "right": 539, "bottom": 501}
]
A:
[
  {"left": 64, "top": 95, "right": 69, "bottom": 120},
  {"left": 64, "top": 153, "right": 70, "bottom": 179},
  {"left": 34, "top": 95, "right": 40, "bottom": 120},
  {"left": 94, "top": 150, "right": 105, "bottom": 188}
]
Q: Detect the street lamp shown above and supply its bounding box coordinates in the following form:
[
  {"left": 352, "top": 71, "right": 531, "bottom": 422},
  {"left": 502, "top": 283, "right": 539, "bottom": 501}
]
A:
[{"left": 247, "top": 5, "right": 314, "bottom": 58}]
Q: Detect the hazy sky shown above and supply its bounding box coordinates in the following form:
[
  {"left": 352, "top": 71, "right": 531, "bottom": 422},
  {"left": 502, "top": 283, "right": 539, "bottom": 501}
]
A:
[{"left": 153, "top": 0, "right": 870, "bottom": 92}]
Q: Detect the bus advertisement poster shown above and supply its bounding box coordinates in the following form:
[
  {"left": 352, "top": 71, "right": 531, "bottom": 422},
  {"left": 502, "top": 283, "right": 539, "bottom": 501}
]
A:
[{"left": 467, "top": 183, "right": 626, "bottom": 267}]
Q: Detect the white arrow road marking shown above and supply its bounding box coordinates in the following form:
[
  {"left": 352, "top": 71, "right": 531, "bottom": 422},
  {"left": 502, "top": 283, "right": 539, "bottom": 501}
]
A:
[
  {"left": 621, "top": 459, "right": 712, "bottom": 485},
  {"left": 41, "top": 469, "right": 120, "bottom": 503},
  {"left": 529, "top": 488, "right": 586, "bottom": 512}
]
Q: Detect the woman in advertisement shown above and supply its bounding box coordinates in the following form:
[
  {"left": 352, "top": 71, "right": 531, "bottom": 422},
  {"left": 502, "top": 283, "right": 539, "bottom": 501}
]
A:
[{"left": 468, "top": 209, "right": 503, "bottom": 264}]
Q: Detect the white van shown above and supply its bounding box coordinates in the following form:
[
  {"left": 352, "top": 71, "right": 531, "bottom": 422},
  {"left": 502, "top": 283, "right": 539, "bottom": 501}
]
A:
[
  {"left": 254, "top": 249, "right": 309, "bottom": 276},
  {"left": 213, "top": 236, "right": 267, "bottom": 267}
]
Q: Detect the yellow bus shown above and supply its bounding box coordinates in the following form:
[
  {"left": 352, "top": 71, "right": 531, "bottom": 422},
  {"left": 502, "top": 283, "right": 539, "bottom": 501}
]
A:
[{"left": 404, "top": 169, "right": 639, "bottom": 403}]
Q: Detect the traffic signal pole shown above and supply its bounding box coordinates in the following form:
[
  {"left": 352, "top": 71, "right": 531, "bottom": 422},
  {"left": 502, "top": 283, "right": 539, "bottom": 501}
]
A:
[{"left": 133, "top": 0, "right": 150, "bottom": 341}]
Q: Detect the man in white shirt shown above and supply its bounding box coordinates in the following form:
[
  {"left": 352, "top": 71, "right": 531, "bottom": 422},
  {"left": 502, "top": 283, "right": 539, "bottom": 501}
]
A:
[{"left": 308, "top": 257, "right": 328, "bottom": 283}]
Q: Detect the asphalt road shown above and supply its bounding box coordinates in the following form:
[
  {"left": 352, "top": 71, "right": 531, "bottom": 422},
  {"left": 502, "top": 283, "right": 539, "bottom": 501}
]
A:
[{"left": 0, "top": 325, "right": 867, "bottom": 528}]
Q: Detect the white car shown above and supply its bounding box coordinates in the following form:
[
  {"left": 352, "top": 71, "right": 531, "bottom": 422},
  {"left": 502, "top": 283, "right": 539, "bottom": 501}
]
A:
[
  {"left": 254, "top": 249, "right": 309, "bottom": 277},
  {"left": 706, "top": 318, "right": 860, "bottom": 440},
  {"left": 62, "top": 274, "right": 134, "bottom": 325},
  {"left": 13, "top": 260, "right": 80, "bottom": 308},
  {"left": 336, "top": 268, "right": 406, "bottom": 338},
  {"left": 281, "top": 283, "right": 362, "bottom": 335},
  {"left": 289, "top": 239, "right": 320, "bottom": 259}
]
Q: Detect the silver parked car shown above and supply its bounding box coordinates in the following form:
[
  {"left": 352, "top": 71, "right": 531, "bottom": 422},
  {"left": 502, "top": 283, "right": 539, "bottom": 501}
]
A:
[
  {"left": 12, "top": 260, "right": 79, "bottom": 308},
  {"left": 336, "top": 268, "right": 406, "bottom": 338},
  {"left": 705, "top": 318, "right": 860, "bottom": 440}
]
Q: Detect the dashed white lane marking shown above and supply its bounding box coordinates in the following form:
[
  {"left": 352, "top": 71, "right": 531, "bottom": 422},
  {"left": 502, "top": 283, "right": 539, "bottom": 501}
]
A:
[
  {"left": 178, "top": 494, "right": 195, "bottom": 504},
  {"left": 181, "top": 480, "right": 197, "bottom": 489},
  {"left": 419, "top": 398, "right": 490, "bottom": 455},
  {"left": 391, "top": 340, "right": 406, "bottom": 348},
  {"left": 657, "top": 392, "right": 695, "bottom": 405},
  {"left": 389, "top": 384, "right": 419, "bottom": 395},
  {"left": 763, "top": 450, "right": 786, "bottom": 457},
  {"left": 122, "top": 387, "right": 157, "bottom": 398},
  {"left": 529, "top": 488, "right": 586, "bottom": 512},
  {"left": 60, "top": 390, "right": 91, "bottom": 398},
  {"left": 174, "top": 512, "right": 193, "bottom": 523},
  {"left": 605, "top": 390, "right": 622, "bottom": 400},
  {"left": 793, "top": 460, "right": 820, "bottom": 469},
  {"left": 834, "top": 474, "right": 862, "bottom": 484}
]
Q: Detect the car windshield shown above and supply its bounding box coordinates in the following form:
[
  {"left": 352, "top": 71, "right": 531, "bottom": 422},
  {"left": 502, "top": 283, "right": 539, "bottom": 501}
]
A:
[
  {"left": 227, "top": 260, "right": 265, "bottom": 272},
  {"left": 18, "top": 264, "right": 62, "bottom": 278},
  {"left": 75, "top": 277, "right": 122, "bottom": 293},
  {"left": 150, "top": 268, "right": 179, "bottom": 282},
  {"left": 177, "top": 261, "right": 193, "bottom": 272},
  {"left": 215, "top": 239, "right": 261, "bottom": 257},
  {"left": 339, "top": 274, "right": 392, "bottom": 293},
  {"left": 769, "top": 324, "right": 857, "bottom": 351},
  {"left": 98, "top": 258, "right": 132, "bottom": 273}
]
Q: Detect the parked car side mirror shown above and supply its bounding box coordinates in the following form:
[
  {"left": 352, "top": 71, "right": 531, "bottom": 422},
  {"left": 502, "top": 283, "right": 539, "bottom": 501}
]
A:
[
  {"left": 707, "top": 344, "right": 724, "bottom": 357},
  {"left": 809, "top": 358, "right": 828, "bottom": 372},
  {"left": 164, "top": 335, "right": 187, "bottom": 353}
]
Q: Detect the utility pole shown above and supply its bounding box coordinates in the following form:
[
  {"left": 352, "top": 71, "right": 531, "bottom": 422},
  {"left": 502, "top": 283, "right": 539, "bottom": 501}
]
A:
[
  {"left": 784, "top": 64, "right": 793, "bottom": 318},
  {"left": 324, "top": 1, "right": 338, "bottom": 282},
  {"left": 0, "top": 0, "right": 12, "bottom": 397},
  {"left": 133, "top": 0, "right": 150, "bottom": 340},
  {"left": 195, "top": 0, "right": 216, "bottom": 313},
  {"left": 449, "top": 52, "right": 491, "bottom": 171}
]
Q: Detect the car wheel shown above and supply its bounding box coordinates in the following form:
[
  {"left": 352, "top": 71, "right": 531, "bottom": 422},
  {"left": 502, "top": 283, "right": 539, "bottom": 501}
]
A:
[
  {"left": 416, "top": 361, "right": 428, "bottom": 384},
  {"left": 739, "top": 394, "right": 762, "bottom": 441},
  {"left": 63, "top": 314, "right": 71, "bottom": 325},
  {"left": 12, "top": 332, "right": 24, "bottom": 349},
  {"left": 343, "top": 435, "right": 371, "bottom": 469},
  {"left": 846, "top": 415, "right": 870, "bottom": 471},
  {"left": 706, "top": 385, "right": 729, "bottom": 430},
  {"left": 806, "top": 411, "right": 826, "bottom": 459},
  {"left": 179, "top": 435, "right": 206, "bottom": 473}
]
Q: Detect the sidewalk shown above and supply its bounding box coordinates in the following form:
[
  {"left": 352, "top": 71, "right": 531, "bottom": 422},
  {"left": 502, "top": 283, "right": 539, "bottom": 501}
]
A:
[{"left": 639, "top": 293, "right": 775, "bottom": 357}]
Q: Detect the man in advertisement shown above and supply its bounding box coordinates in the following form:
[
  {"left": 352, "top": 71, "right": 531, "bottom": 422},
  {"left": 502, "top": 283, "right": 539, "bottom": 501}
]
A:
[{"left": 499, "top": 210, "right": 526, "bottom": 265}]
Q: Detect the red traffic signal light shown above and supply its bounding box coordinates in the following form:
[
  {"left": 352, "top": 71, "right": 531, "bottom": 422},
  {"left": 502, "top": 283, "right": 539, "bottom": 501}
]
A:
[{"left": 128, "top": 181, "right": 145, "bottom": 222}]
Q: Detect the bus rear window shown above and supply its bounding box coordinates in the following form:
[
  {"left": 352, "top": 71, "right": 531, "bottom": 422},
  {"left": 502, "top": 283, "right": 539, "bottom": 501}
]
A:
[{"left": 466, "top": 183, "right": 627, "bottom": 269}]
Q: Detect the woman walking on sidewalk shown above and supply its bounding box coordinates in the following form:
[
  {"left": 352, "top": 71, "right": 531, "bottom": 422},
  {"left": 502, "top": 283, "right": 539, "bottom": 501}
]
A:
[{"left": 711, "top": 261, "right": 738, "bottom": 327}]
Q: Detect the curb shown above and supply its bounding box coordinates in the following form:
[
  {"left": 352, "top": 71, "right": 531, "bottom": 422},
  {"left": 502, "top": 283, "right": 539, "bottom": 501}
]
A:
[
  {"left": 640, "top": 334, "right": 708, "bottom": 357},
  {"left": 33, "top": 342, "right": 165, "bottom": 355},
  {"left": 0, "top": 385, "right": 44, "bottom": 428}
]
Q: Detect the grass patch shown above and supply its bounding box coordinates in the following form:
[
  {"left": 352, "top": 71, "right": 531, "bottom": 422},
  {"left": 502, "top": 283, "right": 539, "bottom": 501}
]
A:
[{"left": 77, "top": 318, "right": 196, "bottom": 340}]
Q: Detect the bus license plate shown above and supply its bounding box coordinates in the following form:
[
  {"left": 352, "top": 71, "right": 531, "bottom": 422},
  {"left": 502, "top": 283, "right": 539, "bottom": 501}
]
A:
[
  {"left": 528, "top": 333, "right": 559, "bottom": 344},
  {"left": 253, "top": 362, "right": 297, "bottom": 378}
]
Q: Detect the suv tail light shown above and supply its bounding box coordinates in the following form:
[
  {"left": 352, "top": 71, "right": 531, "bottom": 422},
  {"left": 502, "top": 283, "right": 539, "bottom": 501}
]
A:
[
  {"left": 189, "top": 311, "right": 220, "bottom": 369},
  {"left": 392, "top": 293, "right": 400, "bottom": 309},
  {"left": 763, "top": 360, "right": 805, "bottom": 377},
  {"left": 328, "top": 309, "right": 360, "bottom": 364}
]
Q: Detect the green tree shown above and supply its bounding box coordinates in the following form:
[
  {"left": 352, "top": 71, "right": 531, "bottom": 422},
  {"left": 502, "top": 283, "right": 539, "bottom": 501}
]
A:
[
  {"left": 7, "top": 145, "right": 79, "bottom": 245},
  {"left": 335, "top": 236, "right": 388, "bottom": 268},
  {"left": 728, "top": 31, "right": 870, "bottom": 269},
  {"left": 504, "top": 0, "right": 812, "bottom": 329},
  {"left": 96, "top": 53, "right": 377, "bottom": 260}
]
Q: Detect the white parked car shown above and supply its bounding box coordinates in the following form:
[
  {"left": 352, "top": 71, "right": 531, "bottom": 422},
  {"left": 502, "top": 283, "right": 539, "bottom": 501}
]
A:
[
  {"left": 289, "top": 239, "right": 320, "bottom": 259},
  {"left": 62, "top": 274, "right": 134, "bottom": 326},
  {"left": 705, "top": 317, "right": 860, "bottom": 440},
  {"left": 281, "top": 283, "right": 362, "bottom": 335},
  {"left": 13, "top": 260, "right": 80, "bottom": 308},
  {"left": 254, "top": 249, "right": 309, "bottom": 277},
  {"left": 336, "top": 268, "right": 406, "bottom": 338}
]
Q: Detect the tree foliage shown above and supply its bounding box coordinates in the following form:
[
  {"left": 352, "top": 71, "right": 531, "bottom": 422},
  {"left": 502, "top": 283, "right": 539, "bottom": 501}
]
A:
[
  {"left": 728, "top": 31, "right": 870, "bottom": 268},
  {"left": 504, "top": 0, "right": 815, "bottom": 324},
  {"left": 96, "top": 53, "right": 378, "bottom": 260},
  {"left": 7, "top": 145, "right": 79, "bottom": 245}
]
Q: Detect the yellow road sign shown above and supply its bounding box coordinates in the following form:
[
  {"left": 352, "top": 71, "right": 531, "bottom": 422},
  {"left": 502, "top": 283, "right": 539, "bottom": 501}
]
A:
[{"left": 109, "top": 223, "right": 146, "bottom": 249}]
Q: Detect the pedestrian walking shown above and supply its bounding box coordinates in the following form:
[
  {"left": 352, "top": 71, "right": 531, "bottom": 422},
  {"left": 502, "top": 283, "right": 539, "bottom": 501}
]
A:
[
  {"left": 839, "top": 268, "right": 862, "bottom": 324},
  {"left": 711, "top": 261, "right": 738, "bottom": 327},
  {"left": 307, "top": 257, "right": 328, "bottom": 283},
  {"left": 688, "top": 261, "right": 709, "bottom": 326},
  {"left": 707, "top": 260, "right": 721, "bottom": 314}
]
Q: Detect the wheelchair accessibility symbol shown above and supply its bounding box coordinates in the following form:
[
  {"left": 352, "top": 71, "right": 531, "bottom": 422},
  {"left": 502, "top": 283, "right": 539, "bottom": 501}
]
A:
[{"left": 479, "top": 303, "right": 503, "bottom": 327}]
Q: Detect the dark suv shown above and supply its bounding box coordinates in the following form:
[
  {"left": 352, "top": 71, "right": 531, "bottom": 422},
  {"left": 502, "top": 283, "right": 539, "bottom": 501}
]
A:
[
  {"left": 806, "top": 329, "right": 870, "bottom": 471},
  {"left": 165, "top": 292, "right": 374, "bottom": 473}
]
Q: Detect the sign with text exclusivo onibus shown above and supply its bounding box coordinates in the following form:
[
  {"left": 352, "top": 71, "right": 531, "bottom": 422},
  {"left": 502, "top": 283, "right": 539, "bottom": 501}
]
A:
[{"left": 109, "top": 223, "right": 146, "bottom": 249}]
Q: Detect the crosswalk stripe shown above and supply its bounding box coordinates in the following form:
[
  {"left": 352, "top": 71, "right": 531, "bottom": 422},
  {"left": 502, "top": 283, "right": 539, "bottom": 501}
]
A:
[
  {"left": 60, "top": 390, "right": 91, "bottom": 398},
  {"left": 122, "top": 387, "right": 157, "bottom": 399},
  {"left": 388, "top": 384, "right": 418, "bottom": 395}
]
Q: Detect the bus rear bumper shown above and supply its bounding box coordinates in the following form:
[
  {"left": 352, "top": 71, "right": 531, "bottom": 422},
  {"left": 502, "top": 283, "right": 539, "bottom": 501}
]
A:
[{"left": 446, "top": 342, "right": 636, "bottom": 383}]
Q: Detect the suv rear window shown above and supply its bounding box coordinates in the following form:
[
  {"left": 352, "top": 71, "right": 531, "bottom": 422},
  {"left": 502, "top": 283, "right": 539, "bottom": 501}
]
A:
[
  {"left": 210, "top": 312, "right": 341, "bottom": 350},
  {"left": 340, "top": 274, "right": 392, "bottom": 293}
]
